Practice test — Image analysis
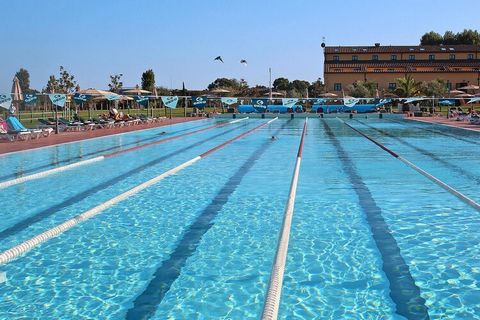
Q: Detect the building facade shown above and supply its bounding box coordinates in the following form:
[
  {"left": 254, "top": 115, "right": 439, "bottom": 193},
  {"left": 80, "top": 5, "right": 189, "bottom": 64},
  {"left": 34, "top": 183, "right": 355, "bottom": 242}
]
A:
[{"left": 323, "top": 44, "right": 480, "bottom": 95}]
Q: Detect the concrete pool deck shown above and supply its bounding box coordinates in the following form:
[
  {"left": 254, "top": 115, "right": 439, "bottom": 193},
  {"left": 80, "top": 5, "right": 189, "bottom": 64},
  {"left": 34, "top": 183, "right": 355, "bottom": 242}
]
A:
[
  {"left": 406, "top": 115, "right": 480, "bottom": 132},
  {"left": 0, "top": 117, "right": 203, "bottom": 155}
]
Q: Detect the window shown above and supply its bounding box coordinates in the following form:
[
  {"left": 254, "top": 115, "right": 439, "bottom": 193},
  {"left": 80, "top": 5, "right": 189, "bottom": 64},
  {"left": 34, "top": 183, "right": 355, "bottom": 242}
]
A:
[
  {"left": 352, "top": 55, "right": 358, "bottom": 61},
  {"left": 468, "top": 53, "right": 474, "bottom": 60},
  {"left": 391, "top": 54, "right": 397, "bottom": 61},
  {"left": 334, "top": 83, "right": 342, "bottom": 91},
  {"left": 449, "top": 54, "right": 455, "bottom": 60},
  {"left": 333, "top": 55, "right": 339, "bottom": 61},
  {"left": 429, "top": 54, "right": 435, "bottom": 61},
  {"left": 409, "top": 55, "right": 415, "bottom": 61},
  {"left": 372, "top": 54, "right": 379, "bottom": 61},
  {"left": 388, "top": 83, "right": 397, "bottom": 90}
]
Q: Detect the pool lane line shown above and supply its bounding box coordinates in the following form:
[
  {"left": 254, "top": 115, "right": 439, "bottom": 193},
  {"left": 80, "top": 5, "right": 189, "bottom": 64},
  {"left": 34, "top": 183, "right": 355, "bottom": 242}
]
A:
[
  {"left": 0, "top": 118, "right": 249, "bottom": 190},
  {"left": 354, "top": 119, "right": 480, "bottom": 185},
  {"left": 104, "top": 117, "right": 248, "bottom": 158},
  {"left": 340, "top": 118, "right": 480, "bottom": 212},
  {"left": 0, "top": 121, "right": 217, "bottom": 182},
  {"left": 388, "top": 118, "right": 480, "bottom": 146},
  {"left": 126, "top": 119, "right": 292, "bottom": 320},
  {"left": 323, "top": 120, "right": 430, "bottom": 320},
  {"left": 0, "top": 118, "right": 276, "bottom": 266},
  {"left": 0, "top": 124, "right": 246, "bottom": 243},
  {"left": 262, "top": 118, "right": 307, "bottom": 320}
]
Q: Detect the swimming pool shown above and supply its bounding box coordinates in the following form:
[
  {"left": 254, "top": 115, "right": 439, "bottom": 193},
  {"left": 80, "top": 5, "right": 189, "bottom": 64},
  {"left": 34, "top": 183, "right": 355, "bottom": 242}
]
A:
[{"left": 0, "top": 116, "right": 479, "bottom": 319}]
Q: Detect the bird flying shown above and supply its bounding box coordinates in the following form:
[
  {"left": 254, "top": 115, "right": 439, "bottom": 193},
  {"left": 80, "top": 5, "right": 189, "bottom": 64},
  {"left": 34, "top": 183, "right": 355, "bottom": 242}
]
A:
[
  {"left": 240, "top": 59, "right": 248, "bottom": 66},
  {"left": 214, "top": 56, "right": 224, "bottom": 63}
]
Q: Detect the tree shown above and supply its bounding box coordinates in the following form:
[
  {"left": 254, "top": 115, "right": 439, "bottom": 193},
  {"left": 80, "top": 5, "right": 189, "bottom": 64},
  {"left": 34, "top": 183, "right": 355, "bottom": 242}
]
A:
[
  {"left": 141, "top": 69, "right": 155, "bottom": 92},
  {"left": 443, "top": 31, "right": 457, "bottom": 45},
  {"left": 207, "top": 78, "right": 243, "bottom": 91},
  {"left": 395, "top": 75, "right": 420, "bottom": 97},
  {"left": 288, "top": 80, "right": 310, "bottom": 97},
  {"left": 420, "top": 31, "right": 443, "bottom": 45},
  {"left": 419, "top": 79, "right": 448, "bottom": 97},
  {"left": 273, "top": 77, "right": 289, "bottom": 91},
  {"left": 15, "top": 68, "right": 31, "bottom": 93},
  {"left": 456, "top": 29, "right": 480, "bottom": 45},
  {"left": 308, "top": 78, "right": 326, "bottom": 97},
  {"left": 44, "top": 75, "right": 59, "bottom": 93},
  {"left": 43, "top": 66, "right": 77, "bottom": 93},
  {"left": 108, "top": 73, "right": 123, "bottom": 93},
  {"left": 345, "top": 81, "right": 377, "bottom": 97},
  {"left": 346, "top": 81, "right": 370, "bottom": 97}
]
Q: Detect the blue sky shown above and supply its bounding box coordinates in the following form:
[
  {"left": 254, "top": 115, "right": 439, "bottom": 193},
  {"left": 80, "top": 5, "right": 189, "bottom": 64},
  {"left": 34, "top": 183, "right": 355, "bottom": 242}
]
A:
[{"left": 1, "top": 0, "right": 479, "bottom": 92}]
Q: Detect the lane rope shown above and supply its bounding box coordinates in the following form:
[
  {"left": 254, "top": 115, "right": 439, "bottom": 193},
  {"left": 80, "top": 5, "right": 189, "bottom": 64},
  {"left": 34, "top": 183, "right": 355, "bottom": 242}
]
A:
[
  {"left": 261, "top": 118, "right": 308, "bottom": 320},
  {"left": 0, "top": 118, "right": 276, "bottom": 266},
  {"left": 339, "top": 118, "right": 480, "bottom": 212},
  {"left": 0, "top": 117, "right": 249, "bottom": 190}
]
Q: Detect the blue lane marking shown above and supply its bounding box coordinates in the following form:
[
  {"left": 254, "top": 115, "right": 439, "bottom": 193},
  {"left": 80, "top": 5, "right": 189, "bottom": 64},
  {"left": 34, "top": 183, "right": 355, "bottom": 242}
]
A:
[
  {"left": 0, "top": 122, "right": 212, "bottom": 182},
  {"left": 126, "top": 121, "right": 291, "bottom": 320},
  {"left": 322, "top": 120, "right": 429, "bottom": 320},
  {"left": 0, "top": 124, "right": 244, "bottom": 243},
  {"left": 355, "top": 119, "right": 480, "bottom": 185}
]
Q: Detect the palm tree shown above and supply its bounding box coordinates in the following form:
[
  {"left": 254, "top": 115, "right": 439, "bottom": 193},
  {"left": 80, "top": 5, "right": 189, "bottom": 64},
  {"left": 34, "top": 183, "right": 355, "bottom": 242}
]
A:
[{"left": 395, "top": 75, "right": 420, "bottom": 97}]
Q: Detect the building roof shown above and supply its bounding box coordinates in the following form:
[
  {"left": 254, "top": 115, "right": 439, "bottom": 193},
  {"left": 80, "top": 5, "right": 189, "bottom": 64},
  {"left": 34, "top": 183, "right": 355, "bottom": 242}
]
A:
[
  {"left": 325, "top": 45, "right": 480, "bottom": 54},
  {"left": 326, "top": 61, "right": 480, "bottom": 68}
]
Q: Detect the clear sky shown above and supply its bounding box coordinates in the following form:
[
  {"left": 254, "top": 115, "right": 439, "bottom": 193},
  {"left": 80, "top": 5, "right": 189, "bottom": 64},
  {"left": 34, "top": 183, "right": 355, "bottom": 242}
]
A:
[{"left": 1, "top": 0, "right": 479, "bottom": 92}]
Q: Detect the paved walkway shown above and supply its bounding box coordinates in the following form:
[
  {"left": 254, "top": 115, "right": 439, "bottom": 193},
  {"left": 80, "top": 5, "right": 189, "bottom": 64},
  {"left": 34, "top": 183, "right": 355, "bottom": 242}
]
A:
[
  {"left": 0, "top": 117, "right": 202, "bottom": 155},
  {"left": 405, "top": 116, "right": 480, "bottom": 132}
]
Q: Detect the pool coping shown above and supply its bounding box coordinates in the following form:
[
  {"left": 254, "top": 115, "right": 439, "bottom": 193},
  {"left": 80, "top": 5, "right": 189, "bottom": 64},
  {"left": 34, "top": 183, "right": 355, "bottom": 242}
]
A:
[{"left": 0, "top": 118, "right": 206, "bottom": 157}]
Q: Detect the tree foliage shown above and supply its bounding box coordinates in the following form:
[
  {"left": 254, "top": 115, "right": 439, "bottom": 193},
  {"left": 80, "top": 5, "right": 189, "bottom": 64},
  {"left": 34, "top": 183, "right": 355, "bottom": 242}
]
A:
[
  {"left": 141, "top": 69, "right": 155, "bottom": 92},
  {"left": 346, "top": 81, "right": 377, "bottom": 97},
  {"left": 273, "top": 77, "right": 289, "bottom": 91},
  {"left": 207, "top": 78, "right": 246, "bottom": 91},
  {"left": 43, "top": 66, "right": 77, "bottom": 93},
  {"left": 418, "top": 79, "right": 448, "bottom": 97},
  {"left": 420, "top": 31, "right": 443, "bottom": 45},
  {"left": 420, "top": 29, "right": 480, "bottom": 45},
  {"left": 15, "top": 68, "right": 31, "bottom": 93},
  {"left": 108, "top": 73, "right": 123, "bottom": 93},
  {"left": 308, "top": 78, "right": 326, "bottom": 97},
  {"left": 395, "top": 75, "right": 420, "bottom": 97}
]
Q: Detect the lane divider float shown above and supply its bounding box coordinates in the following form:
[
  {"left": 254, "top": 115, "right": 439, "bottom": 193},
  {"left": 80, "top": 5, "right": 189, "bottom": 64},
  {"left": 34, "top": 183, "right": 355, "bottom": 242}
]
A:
[
  {"left": 0, "top": 117, "right": 249, "bottom": 190},
  {"left": 339, "top": 118, "right": 480, "bottom": 212},
  {"left": 0, "top": 117, "right": 276, "bottom": 266},
  {"left": 261, "top": 118, "right": 308, "bottom": 320}
]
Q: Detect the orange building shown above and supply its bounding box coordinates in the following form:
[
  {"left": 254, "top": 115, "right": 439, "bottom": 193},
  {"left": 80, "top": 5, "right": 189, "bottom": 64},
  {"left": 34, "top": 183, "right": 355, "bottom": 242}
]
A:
[{"left": 323, "top": 44, "right": 480, "bottom": 95}]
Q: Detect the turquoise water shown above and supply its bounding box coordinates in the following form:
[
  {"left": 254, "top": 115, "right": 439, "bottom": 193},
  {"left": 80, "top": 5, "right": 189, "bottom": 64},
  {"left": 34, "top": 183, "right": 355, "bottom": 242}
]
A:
[{"left": 0, "top": 117, "right": 479, "bottom": 319}]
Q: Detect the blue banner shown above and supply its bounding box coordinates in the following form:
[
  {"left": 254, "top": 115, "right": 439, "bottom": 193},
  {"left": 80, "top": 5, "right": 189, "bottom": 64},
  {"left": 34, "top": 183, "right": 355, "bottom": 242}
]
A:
[
  {"left": 105, "top": 94, "right": 120, "bottom": 101},
  {"left": 251, "top": 99, "right": 268, "bottom": 108},
  {"left": 220, "top": 97, "right": 238, "bottom": 105},
  {"left": 281, "top": 98, "right": 299, "bottom": 107},
  {"left": 0, "top": 94, "right": 12, "bottom": 110},
  {"left": 192, "top": 96, "right": 207, "bottom": 108},
  {"left": 23, "top": 94, "right": 38, "bottom": 105},
  {"left": 134, "top": 95, "right": 150, "bottom": 106},
  {"left": 49, "top": 94, "right": 66, "bottom": 108},
  {"left": 161, "top": 96, "right": 179, "bottom": 109},
  {"left": 74, "top": 93, "right": 91, "bottom": 104},
  {"left": 310, "top": 98, "right": 326, "bottom": 104}
]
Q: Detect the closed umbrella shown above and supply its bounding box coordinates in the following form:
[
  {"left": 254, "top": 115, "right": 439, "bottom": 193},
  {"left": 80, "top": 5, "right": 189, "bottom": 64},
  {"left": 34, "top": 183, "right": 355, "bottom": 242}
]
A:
[{"left": 11, "top": 76, "right": 23, "bottom": 115}]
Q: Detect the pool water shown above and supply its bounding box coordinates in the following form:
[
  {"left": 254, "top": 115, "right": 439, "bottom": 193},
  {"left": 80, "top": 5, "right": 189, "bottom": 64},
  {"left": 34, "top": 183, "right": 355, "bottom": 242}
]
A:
[{"left": 0, "top": 117, "right": 479, "bottom": 319}]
